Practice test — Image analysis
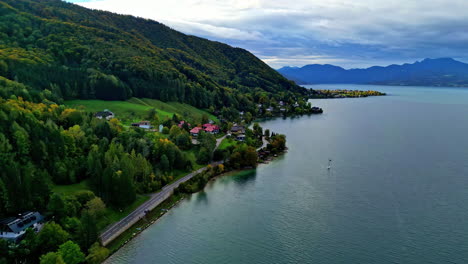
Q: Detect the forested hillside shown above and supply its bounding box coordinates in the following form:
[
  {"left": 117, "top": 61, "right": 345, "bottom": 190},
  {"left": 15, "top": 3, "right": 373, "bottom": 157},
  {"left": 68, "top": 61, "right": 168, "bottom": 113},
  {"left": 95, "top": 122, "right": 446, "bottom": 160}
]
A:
[{"left": 0, "top": 0, "right": 307, "bottom": 111}]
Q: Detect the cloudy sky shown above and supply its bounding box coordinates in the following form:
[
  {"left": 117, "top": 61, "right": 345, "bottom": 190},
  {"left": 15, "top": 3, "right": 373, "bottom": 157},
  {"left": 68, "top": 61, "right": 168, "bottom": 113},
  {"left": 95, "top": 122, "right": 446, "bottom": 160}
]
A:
[{"left": 67, "top": 0, "right": 468, "bottom": 69}]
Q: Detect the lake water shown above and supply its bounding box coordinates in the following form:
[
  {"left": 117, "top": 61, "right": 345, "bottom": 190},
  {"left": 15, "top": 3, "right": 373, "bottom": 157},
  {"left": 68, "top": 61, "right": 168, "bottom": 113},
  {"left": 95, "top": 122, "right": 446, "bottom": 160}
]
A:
[{"left": 107, "top": 84, "right": 468, "bottom": 264}]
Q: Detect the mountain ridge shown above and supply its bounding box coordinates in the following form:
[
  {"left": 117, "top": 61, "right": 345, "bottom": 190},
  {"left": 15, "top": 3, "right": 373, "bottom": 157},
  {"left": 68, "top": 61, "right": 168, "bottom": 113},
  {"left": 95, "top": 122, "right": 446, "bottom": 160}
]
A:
[{"left": 278, "top": 58, "right": 468, "bottom": 87}]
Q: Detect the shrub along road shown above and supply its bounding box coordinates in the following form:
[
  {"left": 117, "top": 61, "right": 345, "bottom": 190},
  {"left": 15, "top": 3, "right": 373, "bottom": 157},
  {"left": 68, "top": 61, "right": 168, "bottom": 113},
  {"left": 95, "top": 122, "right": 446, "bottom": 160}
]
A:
[{"left": 100, "top": 138, "right": 225, "bottom": 246}]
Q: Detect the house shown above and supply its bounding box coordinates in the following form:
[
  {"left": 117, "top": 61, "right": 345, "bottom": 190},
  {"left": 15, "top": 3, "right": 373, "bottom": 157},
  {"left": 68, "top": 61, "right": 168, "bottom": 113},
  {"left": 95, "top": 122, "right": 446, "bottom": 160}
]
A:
[
  {"left": 236, "top": 134, "right": 246, "bottom": 141},
  {"left": 0, "top": 212, "right": 44, "bottom": 243},
  {"left": 293, "top": 102, "right": 300, "bottom": 108},
  {"left": 95, "top": 109, "right": 114, "bottom": 120},
  {"left": 202, "top": 123, "right": 220, "bottom": 134},
  {"left": 279, "top": 101, "right": 284, "bottom": 106},
  {"left": 131, "top": 121, "right": 152, "bottom": 129},
  {"left": 266, "top": 107, "right": 273, "bottom": 112},
  {"left": 190, "top": 127, "right": 202, "bottom": 136},
  {"left": 205, "top": 125, "right": 220, "bottom": 134},
  {"left": 280, "top": 108, "right": 286, "bottom": 112},
  {"left": 178, "top": 121, "right": 191, "bottom": 129},
  {"left": 230, "top": 124, "right": 245, "bottom": 134}
]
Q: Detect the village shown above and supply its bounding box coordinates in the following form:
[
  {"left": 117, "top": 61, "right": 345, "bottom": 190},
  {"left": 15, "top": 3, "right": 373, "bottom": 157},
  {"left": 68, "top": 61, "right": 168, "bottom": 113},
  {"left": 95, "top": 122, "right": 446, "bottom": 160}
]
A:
[
  {"left": 94, "top": 109, "right": 250, "bottom": 142},
  {"left": 0, "top": 99, "right": 308, "bottom": 246}
]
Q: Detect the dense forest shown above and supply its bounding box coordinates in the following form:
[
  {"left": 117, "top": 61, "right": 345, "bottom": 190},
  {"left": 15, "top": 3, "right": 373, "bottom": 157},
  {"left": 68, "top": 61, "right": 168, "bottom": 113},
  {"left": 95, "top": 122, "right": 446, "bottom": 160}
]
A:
[{"left": 0, "top": 0, "right": 312, "bottom": 110}]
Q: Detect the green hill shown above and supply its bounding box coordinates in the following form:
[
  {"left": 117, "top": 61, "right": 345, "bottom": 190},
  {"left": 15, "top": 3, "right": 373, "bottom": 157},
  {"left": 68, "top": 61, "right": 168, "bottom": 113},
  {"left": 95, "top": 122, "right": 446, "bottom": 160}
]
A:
[{"left": 0, "top": 0, "right": 307, "bottom": 113}]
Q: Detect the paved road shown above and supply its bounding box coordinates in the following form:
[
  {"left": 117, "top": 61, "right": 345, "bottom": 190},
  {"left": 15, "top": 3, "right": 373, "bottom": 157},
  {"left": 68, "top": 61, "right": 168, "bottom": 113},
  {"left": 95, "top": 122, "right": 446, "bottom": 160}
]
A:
[
  {"left": 257, "top": 137, "right": 269, "bottom": 151},
  {"left": 100, "top": 137, "right": 226, "bottom": 246},
  {"left": 215, "top": 135, "right": 226, "bottom": 149}
]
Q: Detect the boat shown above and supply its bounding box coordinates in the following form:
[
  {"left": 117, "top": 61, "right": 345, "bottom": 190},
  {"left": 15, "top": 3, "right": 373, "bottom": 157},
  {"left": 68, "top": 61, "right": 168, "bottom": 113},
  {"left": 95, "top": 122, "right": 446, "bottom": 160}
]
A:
[{"left": 327, "top": 159, "right": 332, "bottom": 170}]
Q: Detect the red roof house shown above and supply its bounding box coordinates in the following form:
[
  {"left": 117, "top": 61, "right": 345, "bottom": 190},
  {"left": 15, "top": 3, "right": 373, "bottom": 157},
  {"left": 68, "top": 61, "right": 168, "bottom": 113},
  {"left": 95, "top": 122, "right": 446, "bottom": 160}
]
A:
[
  {"left": 190, "top": 127, "right": 202, "bottom": 136},
  {"left": 202, "top": 124, "right": 219, "bottom": 134}
]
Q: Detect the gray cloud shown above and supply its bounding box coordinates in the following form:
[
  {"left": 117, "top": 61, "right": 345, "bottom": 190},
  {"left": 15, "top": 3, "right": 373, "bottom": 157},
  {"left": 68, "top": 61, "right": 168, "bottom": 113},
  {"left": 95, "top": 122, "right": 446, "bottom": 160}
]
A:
[{"left": 70, "top": 0, "right": 468, "bottom": 68}]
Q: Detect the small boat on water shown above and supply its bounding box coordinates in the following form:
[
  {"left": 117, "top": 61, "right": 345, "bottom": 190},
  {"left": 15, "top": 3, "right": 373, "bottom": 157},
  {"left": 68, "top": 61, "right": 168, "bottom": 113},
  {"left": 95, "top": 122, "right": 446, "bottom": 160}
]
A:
[{"left": 327, "top": 159, "right": 332, "bottom": 170}]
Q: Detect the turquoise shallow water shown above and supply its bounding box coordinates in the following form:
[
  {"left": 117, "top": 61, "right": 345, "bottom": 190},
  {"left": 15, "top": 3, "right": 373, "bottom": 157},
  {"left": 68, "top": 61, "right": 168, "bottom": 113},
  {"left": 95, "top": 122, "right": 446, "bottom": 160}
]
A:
[{"left": 107, "top": 85, "right": 468, "bottom": 264}]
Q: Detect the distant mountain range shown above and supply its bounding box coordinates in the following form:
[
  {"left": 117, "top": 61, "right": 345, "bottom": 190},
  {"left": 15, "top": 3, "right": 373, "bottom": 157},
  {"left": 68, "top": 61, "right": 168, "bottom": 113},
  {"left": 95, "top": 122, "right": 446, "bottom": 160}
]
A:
[{"left": 278, "top": 58, "right": 468, "bottom": 87}]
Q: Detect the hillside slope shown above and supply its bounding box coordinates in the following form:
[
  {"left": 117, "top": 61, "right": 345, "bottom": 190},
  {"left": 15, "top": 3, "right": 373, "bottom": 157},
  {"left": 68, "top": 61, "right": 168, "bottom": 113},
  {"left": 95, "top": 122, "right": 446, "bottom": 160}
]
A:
[
  {"left": 0, "top": 0, "right": 305, "bottom": 111},
  {"left": 278, "top": 58, "right": 468, "bottom": 87}
]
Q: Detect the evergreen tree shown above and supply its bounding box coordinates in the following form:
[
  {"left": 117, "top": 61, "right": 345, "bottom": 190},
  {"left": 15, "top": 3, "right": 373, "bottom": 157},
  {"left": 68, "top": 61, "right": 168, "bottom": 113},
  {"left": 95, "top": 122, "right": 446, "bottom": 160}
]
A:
[{"left": 78, "top": 210, "right": 98, "bottom": 250}]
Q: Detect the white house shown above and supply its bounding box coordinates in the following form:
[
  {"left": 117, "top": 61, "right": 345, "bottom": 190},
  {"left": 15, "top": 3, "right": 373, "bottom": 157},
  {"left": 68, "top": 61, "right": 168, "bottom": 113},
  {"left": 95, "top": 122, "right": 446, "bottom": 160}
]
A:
[
  {"left": 95, "top": 109, "right": 114, "bottom": 120},
  {"left": 0, "top": 212, "right": 44, "bottom": 243}
]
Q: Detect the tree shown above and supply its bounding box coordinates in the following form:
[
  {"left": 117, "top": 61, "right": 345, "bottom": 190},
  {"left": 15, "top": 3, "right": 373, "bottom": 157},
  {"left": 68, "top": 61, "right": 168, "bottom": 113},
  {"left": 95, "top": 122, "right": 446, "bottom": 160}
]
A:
[
  {"left": 197, "top": 147, "right": 211, "bottom": 164},
  {"left": 253, "top": 123, "right": 262, "bottom": 139},
  {"left": 245, "top": 147, "right": 258, "bottom": 167},
  {"left": 146, "top": 108, "right": 158, "bottom": 122},
  {"left": 74, "top": 190, "right": 96, "bottom": 206},
  {"left": 201, "top": 114, "right": 209, "bottom": 124},
  {"left": 244, "top": 112, "right": 253, "bottom": 123},
  {"left": 78, "top": 210, "right": 98, "bottom": 250},
  {"left": 62, "top": 217, "right": 82, "bottom": 241},
  {"left": 86, "top": 242, "right": 110, "bottom": 264},
  {"left": 169, "top": 125, "right": 182, "bottom": 140},
  {"left": 175, "top": 133, "right": 191, "bottom": 150},
  {"left": 47, "top": 193, "right": 67, "bottom": 220},
  {"left": 37, "top": 222, "right": 70, "bottom": 254},
  {"left": 198, "top": 132, "right": 216, "bottom": 153},
  {"left": 40, "top": 252, "right": 65, "bottom": 264},
  {"left": 58, "top": 241, "right": 85, "bottom": 264},
  {"left": 160, "top": 154, "right": 170, "bottom": 172},
  {"left": 0, "top": 179, "right": 9, "bottom": 217},
  {"left": 84, "top": 197, "right": 106, "bottom": 218}
]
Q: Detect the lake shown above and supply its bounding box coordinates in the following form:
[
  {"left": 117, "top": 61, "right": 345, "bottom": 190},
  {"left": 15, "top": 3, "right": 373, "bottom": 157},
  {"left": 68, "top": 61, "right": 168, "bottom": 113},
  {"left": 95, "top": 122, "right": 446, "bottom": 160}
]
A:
[{"left": 106, "top": 84, "right": 468, "bottom": 264}]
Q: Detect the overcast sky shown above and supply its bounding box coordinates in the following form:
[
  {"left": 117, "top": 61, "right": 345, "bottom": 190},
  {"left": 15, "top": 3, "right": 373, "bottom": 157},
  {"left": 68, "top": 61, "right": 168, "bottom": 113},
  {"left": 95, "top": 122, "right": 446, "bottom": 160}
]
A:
[{"left": 67, "top": 0, "right": 468, "bottom": 69}]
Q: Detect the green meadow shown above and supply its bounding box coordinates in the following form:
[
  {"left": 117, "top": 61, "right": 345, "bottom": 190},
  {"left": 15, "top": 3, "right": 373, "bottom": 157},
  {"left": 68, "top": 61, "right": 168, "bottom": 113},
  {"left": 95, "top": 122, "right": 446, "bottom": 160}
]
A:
[{"left": 65, "top": 98, "right": 218, "bottom": 125}]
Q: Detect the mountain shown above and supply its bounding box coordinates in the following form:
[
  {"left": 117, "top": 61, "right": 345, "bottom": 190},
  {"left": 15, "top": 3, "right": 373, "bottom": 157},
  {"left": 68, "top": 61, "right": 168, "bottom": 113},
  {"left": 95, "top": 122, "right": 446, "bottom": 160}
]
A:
[
  {"left": 278, "top": 58, "right": 468, "bottom": 87},
  {"left": 0, "top": 0, "right": 306, "bottom": 111}
]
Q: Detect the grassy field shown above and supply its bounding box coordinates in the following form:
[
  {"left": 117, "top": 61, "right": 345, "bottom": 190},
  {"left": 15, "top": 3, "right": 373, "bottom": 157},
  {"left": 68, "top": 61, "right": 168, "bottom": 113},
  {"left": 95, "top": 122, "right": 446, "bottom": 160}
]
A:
[
  {"left": 52, "top": 179, "right": 92, "bottom": 194},
  {"left": 65, "top": 98, "right": 217, "bottom": 125},
  {"left": 52, "top": 180, "right": 150, "bottom": 231},
  {"left": 218, "top": 138, "right": 238, "bottom": 150}
]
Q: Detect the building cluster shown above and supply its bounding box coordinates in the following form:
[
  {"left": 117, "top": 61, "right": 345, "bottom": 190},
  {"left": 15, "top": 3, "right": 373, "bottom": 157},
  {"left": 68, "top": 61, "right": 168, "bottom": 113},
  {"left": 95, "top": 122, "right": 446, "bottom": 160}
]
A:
[
  {"left": 190, "top": 123, "right": 220, "bottom": 136},
  {"left": 0, "top": 212, "right": 44, "bottom": 243}
]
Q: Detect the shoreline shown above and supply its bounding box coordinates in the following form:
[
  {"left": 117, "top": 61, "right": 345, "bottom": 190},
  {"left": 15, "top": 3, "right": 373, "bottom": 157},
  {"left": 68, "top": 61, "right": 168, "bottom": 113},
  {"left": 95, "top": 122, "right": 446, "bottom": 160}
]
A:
[{"left": 103, "top": 151, "right": 286, "bottom": 261}]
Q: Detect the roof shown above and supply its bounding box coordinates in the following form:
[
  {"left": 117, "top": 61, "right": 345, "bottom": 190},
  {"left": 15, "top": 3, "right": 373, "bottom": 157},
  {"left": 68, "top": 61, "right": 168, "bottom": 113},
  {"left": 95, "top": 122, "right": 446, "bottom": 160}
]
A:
[
  {"left": 0, "top": 212, "right": 43, "bottom": 234},
  {"left": 231, "top": 125, "right": 245, "bottom": 132},
  {"left": 190, "top": 127, "right": 202, "bottom": 133},
  {"left": 178, "top": 121, "right": 191, "bottom": 128},
  {"left": 95, "top": 111, "right": 113, "bottom": 117}
]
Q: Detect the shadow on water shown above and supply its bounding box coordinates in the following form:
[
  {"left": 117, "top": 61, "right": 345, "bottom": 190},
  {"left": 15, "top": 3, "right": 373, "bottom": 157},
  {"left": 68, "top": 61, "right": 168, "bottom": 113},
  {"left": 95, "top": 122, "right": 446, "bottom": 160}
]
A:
[
  {"left": 185, "top": 170, "right": 258, "bottom": 205},
  {"left": 194, "top": 191, "right": 208, "bottom": 205},
  {"left": 232, "top": 169, "right": 257, "bottom": 186}
]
